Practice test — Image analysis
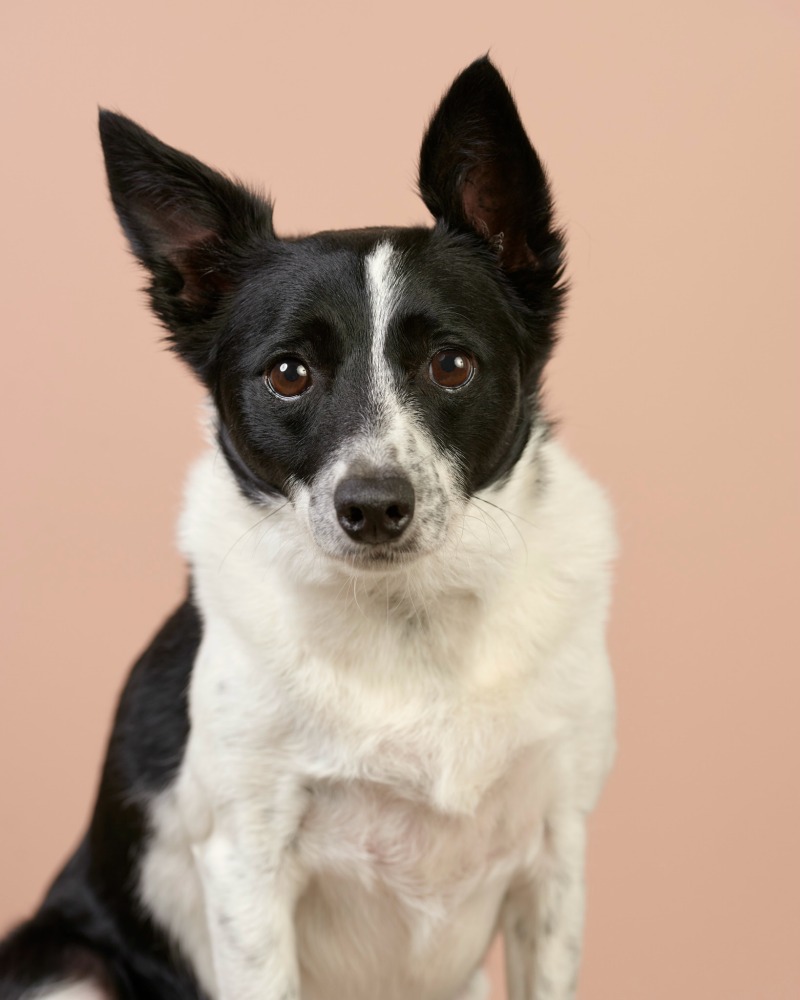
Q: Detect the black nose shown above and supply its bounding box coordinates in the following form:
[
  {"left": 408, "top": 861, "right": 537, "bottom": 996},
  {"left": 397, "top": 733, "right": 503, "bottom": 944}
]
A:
[{"left": 334, "top": 477, "right": 415, "bottom": 544}]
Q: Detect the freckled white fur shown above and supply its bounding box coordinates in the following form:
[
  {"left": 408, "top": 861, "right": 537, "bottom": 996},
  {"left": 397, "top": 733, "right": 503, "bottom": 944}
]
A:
[{"left": 138, "top": 240, "right": 616, "bottom": 1000}]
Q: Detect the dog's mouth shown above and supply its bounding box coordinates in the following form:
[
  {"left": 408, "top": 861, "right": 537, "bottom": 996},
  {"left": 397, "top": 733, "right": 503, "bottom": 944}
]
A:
[
  {"left": 327, "top": 537, "right": 424, "bottom": 571},
  {"left": 305, "top": 510, "right": 431, "bottom": 571}
]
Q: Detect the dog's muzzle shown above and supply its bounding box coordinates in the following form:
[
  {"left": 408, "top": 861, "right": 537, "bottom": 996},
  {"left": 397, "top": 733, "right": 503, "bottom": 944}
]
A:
[{"left": 334, "top": 476, "right": 415, "bottom": 544}]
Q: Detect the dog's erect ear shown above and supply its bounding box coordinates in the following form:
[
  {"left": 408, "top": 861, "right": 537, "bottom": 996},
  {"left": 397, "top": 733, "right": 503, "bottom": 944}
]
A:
[
  {"left": 419, "top": 57, "right": 561, "bottom": 282},
  {"left": 99, "top": 110, "right": 274, "bottom": 374}
]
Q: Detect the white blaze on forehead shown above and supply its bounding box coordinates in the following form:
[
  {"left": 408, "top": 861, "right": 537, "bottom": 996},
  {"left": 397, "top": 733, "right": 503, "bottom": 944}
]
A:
[{"left": 365, "top": 241, "right": 402, "bottom": 400}]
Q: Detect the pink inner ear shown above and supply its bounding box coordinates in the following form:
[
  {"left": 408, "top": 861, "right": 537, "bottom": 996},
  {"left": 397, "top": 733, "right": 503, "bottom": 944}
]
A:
[
  {"left": 142, "top": 206, "right": 230, "bottom": 308},
  {"left": 174, "top": 239, "right": 233, "bottom": 309},
  {"left": 462, "top": 162, "right": 503, "bottom": 239},
  {"left": 461, "top": 163, "right": 539, "bottom": 272},
  {"left": 144, "top": 203, "right": 218, "bottom": 256}
]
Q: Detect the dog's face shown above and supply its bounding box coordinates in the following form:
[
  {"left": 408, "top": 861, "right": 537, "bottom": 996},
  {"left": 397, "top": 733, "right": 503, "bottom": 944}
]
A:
[{"left": 100, "top": 58, "right": 564, "bottom": 570}]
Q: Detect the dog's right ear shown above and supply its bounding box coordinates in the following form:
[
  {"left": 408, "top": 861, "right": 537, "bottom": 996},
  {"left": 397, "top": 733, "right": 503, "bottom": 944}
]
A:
[{"left": 99, "top": 110, "right": 274, "bottom": 375}]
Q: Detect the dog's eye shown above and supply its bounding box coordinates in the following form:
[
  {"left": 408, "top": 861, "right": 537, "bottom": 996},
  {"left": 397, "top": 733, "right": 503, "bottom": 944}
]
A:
[
  {"left": 429, "top": 349, "right": 475, "bottom": 389},
  {"left": 266, "top": 358, "right": 312, "bottom": 398}
]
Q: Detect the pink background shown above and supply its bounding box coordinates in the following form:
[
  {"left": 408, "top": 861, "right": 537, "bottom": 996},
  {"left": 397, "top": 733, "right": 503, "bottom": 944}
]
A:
[{"left": 1, "top": 2, "right": 798, "bottom": 997}]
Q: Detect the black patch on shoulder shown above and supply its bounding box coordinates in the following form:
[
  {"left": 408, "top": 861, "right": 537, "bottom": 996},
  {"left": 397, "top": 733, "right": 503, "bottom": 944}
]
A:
[{"left": 0, "top": 595, "right": 208, "bottom": 998}]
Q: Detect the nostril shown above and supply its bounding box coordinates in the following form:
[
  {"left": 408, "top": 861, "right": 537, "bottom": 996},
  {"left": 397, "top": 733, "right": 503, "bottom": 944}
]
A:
[
  {"left": 348, "top": 505, "right": 365, "bottom": 525},
  {"left": 385, "top": 504, "right": 404, "bottom": 524}
]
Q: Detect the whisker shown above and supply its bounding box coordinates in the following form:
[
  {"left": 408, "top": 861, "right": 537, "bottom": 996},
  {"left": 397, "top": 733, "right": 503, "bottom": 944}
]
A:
[
  {"left": 474, "top": 494, "right": 536, "bottom": 529},
  {"left": 218, "top": 502, "right": 289, "bottom": 572},
  {"left": 469, "top": 500, "right": 511, "bottom": 552},
  {"left": 472, "top": 495, "right": 529, "bottom": 565},
  {"left": 351, "top": 572, "right": 366, "bottom": 618}
]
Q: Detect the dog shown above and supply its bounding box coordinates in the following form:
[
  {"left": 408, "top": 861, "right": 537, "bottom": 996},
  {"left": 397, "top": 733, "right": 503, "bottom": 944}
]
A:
[{"left": 0, "top": 57, "right": 616, "bottom": 1000}]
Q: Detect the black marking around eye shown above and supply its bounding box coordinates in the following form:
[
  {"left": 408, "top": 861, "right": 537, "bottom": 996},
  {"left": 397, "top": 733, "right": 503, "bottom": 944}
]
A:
[{"left": 212, "top": 226, "right": 553, "bottom": 500}]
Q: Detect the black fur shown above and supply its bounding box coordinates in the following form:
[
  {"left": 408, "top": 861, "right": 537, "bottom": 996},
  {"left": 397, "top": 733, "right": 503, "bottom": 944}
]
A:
[
  {"left": 1, "top": 56, "right": 567, "bottom": 996},
  {"left": 419, "top": 56, "right": 565, "bottom": 317},
  {"left": 0, "top": 599, "right": 205, "bottom": 998}
]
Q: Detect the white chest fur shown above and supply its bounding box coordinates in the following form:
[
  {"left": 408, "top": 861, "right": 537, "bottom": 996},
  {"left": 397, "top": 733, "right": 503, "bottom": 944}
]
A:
[
  {"left": 138, "top": 437, "right": 616, "bottom": 1000},
  {"left": 142, "top": 628, "right": 555, "bottom": 1000},
  {"left": 292, "top": 751, "right": 549, "bottom": 1000}
]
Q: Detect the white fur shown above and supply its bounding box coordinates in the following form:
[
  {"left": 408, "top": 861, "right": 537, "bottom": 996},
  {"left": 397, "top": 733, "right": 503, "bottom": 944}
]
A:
[
  {"left": 457, "top": 968, "right": 491, "bottom": 1000},
  {"left": 366, "top": 240, "right": 401, "bottom": 402},
  {"left": 138, "top": 240, "right": 616, "bottom": 1000},
  {"left": 25, "top": 984, "right": 107, "bottom": 1000}
]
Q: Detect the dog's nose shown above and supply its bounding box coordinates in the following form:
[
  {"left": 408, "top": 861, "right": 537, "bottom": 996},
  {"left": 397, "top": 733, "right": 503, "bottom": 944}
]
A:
[{"left": 334, "top": 477, "right": 415, "bottom": 544}]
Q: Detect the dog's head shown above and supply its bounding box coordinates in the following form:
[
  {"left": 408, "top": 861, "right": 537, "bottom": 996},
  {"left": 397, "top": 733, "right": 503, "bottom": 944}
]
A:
[{"left": 100, "top": 57, "right": 565, "bottom": 571}]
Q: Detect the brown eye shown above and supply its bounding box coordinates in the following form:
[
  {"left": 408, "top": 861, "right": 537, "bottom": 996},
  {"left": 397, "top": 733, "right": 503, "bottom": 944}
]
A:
[
  {"left": 429, "top": 349, "right": 475, "bottom": 389},
  {"left": 266, "top": 358, "right": 312, "bottom": 398}
]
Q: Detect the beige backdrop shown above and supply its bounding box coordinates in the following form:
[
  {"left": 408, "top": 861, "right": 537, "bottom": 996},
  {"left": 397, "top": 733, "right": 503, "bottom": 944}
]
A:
[{"left": 1, "top": 1, "right": 798, "bottom": 997}]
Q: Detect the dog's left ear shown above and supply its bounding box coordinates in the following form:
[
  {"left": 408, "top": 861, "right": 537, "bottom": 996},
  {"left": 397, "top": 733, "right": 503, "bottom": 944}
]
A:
[{"left": 419, "top": 57, "right": 561, "bottom": 283}]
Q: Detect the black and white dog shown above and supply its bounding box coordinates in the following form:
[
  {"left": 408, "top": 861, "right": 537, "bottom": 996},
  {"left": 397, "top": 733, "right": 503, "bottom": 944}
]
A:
[{"left": 0, "top": 58, "right": 615, "bottom": 1000}]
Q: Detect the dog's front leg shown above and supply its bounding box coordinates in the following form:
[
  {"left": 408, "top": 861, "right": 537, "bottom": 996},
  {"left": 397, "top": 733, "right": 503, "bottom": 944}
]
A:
[
  {"left": 191, "top": 774, "right": 309, "bottom": 1000},
  {"left": 502, "top": 814, "right": 586, "bottom": 1000}
]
